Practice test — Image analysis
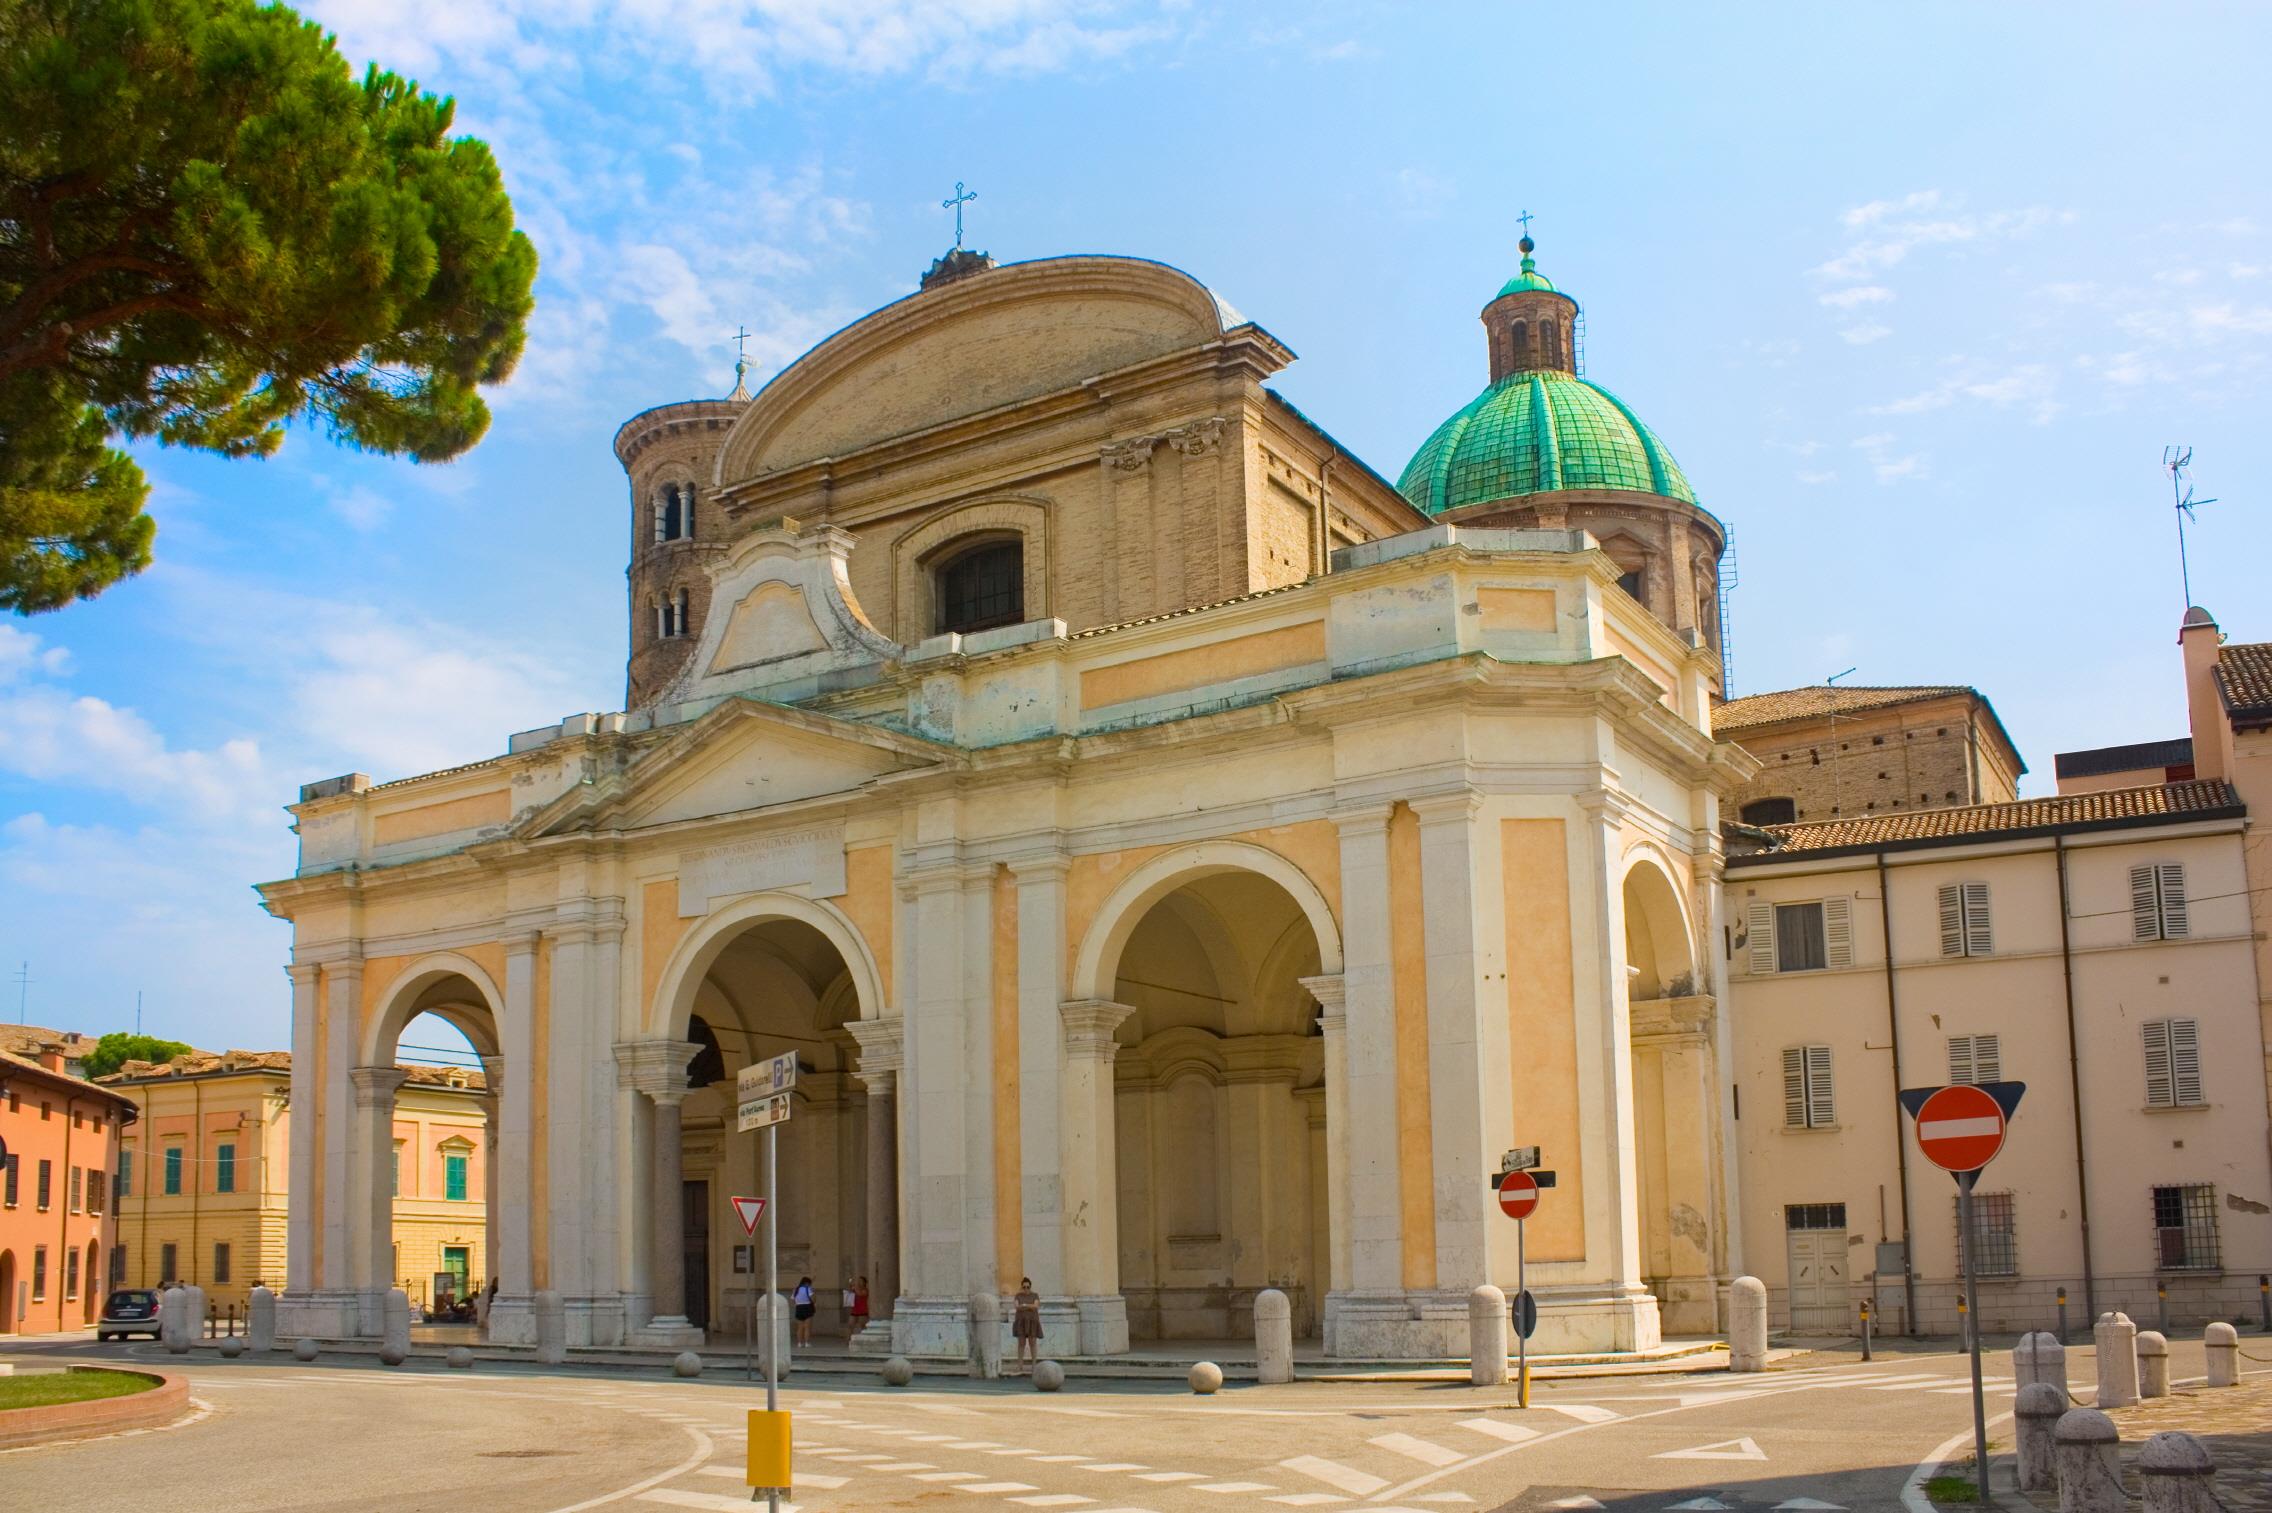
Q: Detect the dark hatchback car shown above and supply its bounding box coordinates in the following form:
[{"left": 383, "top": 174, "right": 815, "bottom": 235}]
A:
[{"left": 97, "top": 1288, "right": 162, "bottom": 1341}]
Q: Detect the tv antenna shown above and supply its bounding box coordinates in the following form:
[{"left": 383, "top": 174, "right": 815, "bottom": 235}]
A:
[
  {"left": 2163, "top": 446, "right": 2217, "bottom": 610},
  {"left": 13, "top": 960, "right": 30, "bottom": 1024}
]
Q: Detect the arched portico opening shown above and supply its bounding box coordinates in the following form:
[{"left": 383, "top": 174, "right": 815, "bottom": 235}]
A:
[
  {"left": 636, "top": 897, "right": 886, "bottom": 1347},
  {"left": 1088, "top": 854, "right": 1339, "bottom": 1342},
  {"left": 1622, "top": 852, "right": 1721, "bottom": 1333},
  {"left": 355, "top": 956, "right": 503, "bottom": 1336}
]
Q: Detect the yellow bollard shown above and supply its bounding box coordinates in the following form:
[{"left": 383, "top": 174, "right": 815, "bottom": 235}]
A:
[{"left": 747, "top": 1409, "right": 792, "bottom": 1495}]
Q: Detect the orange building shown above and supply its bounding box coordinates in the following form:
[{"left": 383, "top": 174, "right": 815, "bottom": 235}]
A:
[{"left": 0, "top": 1033, "right": 137, "bottom": 1335}]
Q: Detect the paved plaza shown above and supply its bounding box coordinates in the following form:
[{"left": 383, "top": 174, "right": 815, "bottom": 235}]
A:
[{"left": 16, "top": 1337, "right": 2257, "bottom": 1513}]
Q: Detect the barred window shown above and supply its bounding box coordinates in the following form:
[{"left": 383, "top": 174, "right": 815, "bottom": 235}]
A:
[
  {"left": 1785, "top": 1202, "right": 1847, "bottom": 1231},
  {"left": 2152, "top": 1184, "right": 2220, "bottom": 1271},
  {"left": 1957, "top": 1190, "right": 2018, "bottom": 1276},
  {"left": 935, "top": 539, "right": 1023, "bottom": 635}
]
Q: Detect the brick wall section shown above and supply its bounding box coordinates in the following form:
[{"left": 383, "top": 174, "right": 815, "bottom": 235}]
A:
[{"left": 1723, "top": 693, "right": 2024, "bottom": 824}]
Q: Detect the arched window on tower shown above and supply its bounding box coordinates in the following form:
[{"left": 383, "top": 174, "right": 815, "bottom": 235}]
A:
[
  {"left": 1511, "top": 319, "right": 1528, "bottom": 359},
  {"left": 934, "top": 537, "right": 1024, "bottom": 635},
  {"left": 681, "top": 484, "right": 695, "bottom": 538},
  {"left": 654, "top": 484, "right": 697, "bottom": 543},
  {"left": 675, "top": 586, "right": 691, "bottom": 638},
  {"left": 1543, "top": 319, "right": 1562, "bottom": 366}
]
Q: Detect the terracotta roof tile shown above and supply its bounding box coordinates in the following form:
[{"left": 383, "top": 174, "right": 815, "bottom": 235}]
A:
[
  {"left": 0, "top": 1048, "right": 139, "bottom": 1107},
  {"left": 2217, "top": 641, "right": 2272, "bottom": 721},
  {"left": 1734, "top": 779, "right": 2240, "bottom": 860},
  {"left": 1712, "top": 684, "right": 1973, "bottom": 733},
  {"left": 101, "top": 1050, "right": 486, "bottom": 1092},
  {"left": 0, "top": 1023, "right": 100, "bottom": 1060}
]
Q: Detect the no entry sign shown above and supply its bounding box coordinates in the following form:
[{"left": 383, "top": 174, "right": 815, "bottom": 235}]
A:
[
  {"left": 1497, "top": 1168, "right": 1540, "bottom": 1220},
  {"left": 1913, "top": 1084, "right": 2007, "bottom": 1173}
]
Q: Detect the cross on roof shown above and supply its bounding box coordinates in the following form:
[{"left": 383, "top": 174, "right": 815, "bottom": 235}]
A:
[
  {"left": 1517, "top": 209, "right": 1535, "bottom": 236},
  {"left": 942, "top": 180, "right": 978, "bottom": 249}
]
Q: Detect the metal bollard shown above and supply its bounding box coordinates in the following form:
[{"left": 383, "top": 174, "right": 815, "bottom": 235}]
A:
[
  {"left": 2259, "top": 1275, "right": 2269, "bottom": 1333},
  {"left": 2015, "top": 1382, "right": 2064, "bottom": 1492},
  {"left": 2057, "top": 1286, "right": 2069, "bottom": 1345},
  {"left": 2156, "top": 1279, "right": 2170, "bottom": 1335},
  {"left": 1859, "top": 1297, "right": 1872, "bottom": 1361},
  {"left": 1957, "top": 1290, "right": 1972, "bottom": 1352},
  {"left": 2138, "top": 1431, "right": 2218, "bottom": 1513},
  {"left": 2053, "top": 1408, "right": 2123, "bottom": 1513}
]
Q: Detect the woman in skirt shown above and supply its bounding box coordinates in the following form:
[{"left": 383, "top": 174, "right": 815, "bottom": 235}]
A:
[{"left": 1011, "top": 1276, "right": 1043, "bottom": 1372}]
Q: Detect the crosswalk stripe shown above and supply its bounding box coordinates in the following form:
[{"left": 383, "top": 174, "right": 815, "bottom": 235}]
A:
[
  {"left": 1456, "top": 1417, "right": 1537, "bottom": 1444},
  {"left": 695, "top": 1468, "right": 848, "bottom": 1489},
  {"left": 909, "top": 1471, "right": 982, "bottom": 1482},
  {"left": 953, "top": 1482, "right": 1041, "bottom": 1494},
  {"left": 1084, "top": 1463, "right": 1151, "bottom": 1473},
  {"left": 1542, "top": 1404, "right": 1619, "bottom": 1423},
  {"left": 1268, "top": 1497, "right": 1351, "bottom": 1508},
  {"left": 1012, "top": 1498, "right": 1095, "bottom": 1508},
  {"left": 1195, "top": 1483, "right": 1280, "bottom": 1494},
  {"left": 1868, "top": 1379, "right": 1958, "bottom": 1391},
  {"left": 1368, "top": 1432, "right": 1466, "bottom": 1467},
  {"left": 866, "top": 1461, "right": 934, "bottom": 1472},
  {"left": 638, "top": 1493, "right": 796, "bottom": 1513},
  {"left": 1134, "top": 1471, "right": 1206, "bottom": 1482},
  {"left": 1281, "top": 1454, "right": 1388, "bottom": 1494}
]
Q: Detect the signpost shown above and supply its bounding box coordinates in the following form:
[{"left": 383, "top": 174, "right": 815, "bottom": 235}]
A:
[
  {"left": 1901, "top": 1080, "right": 2025, "bottom": 1504},
  {"left": 732, "top": 1198, "right": 767, "bottom": 1382},
  {"left": 1496, "top": 1164, "right": 1549, "bottom": 1408},
  {"left": 738, "top": 1053, "right": 799, "bottom": 1509}
]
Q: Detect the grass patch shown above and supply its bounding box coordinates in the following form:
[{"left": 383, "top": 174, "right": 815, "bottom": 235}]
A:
[
  {"left": 1925, "top": 1474, "right": 1983, "bottom": 1504},
  {"left": 0, "top": 1369, "right": 157, "bottom": 1411}
]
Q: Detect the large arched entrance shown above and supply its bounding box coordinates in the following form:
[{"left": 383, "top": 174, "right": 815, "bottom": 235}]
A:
[
  {"left": 1622, "top": 854, "right": 1721, "bottom": 1333},
  {"left": 1086, "top": 850, "right": 1338, "bottom": 1342},
  {"left": 642, "top": 897, "right": 886, "bottom": 1346}
]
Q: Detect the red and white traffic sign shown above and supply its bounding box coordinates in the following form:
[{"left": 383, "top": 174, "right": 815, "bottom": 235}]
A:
[
  {"left": 731, "top": 1195, "right": 767, "bottom": 1236},
  {"left": 1914, "top": 1084, "right": 2007, "bottom": 1173},
  {"left": 1497, "top": 1168, "right": 1540, "bottom": 1221}
]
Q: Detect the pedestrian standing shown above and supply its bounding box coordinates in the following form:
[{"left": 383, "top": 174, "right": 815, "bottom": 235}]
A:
[
  {"left": 1012, "top": 1276, "right": 1043, "bottom": 1373},
  {"left": 793, "top": 1276, "right": 817, "bottom": 1348},
  {"left": 850, "top": 1276, "right": 871, "bottom": 1336}
]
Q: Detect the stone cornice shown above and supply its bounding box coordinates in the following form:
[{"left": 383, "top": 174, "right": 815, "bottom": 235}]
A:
[
  {"left": 845, "top": 1016, "right": 907, "bottom": 1077},
  {"left": 612, "top": 1039, "right": 702, "bottom": 1097},
  {"left": 350, "top": 1066, "right": 408, "bottom": 1106},
  {"left": 1059, "top": 999, "right": 1135, "bottom": 1059},
  {"left": 1629, "top": 993, "right": 1716, "bottom": 1044}
]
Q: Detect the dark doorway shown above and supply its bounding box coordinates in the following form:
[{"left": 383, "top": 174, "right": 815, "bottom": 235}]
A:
[{"left": 682, "top": 1179, "right": 711, "bottom": 1331}]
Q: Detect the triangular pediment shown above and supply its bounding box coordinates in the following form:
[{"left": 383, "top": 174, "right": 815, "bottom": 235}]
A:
[{"left": 521, "top": 699, "right": 955, "bottom": 836}]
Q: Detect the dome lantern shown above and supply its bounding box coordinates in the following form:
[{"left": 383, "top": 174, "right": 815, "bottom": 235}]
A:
[{"left": 1483, "top": 235, "right": 1579, "bottom": 380}]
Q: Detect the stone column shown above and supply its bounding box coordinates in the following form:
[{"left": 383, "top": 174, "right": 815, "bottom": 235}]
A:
[
  {"left": 1058, "top": 999, "right": 1134, "bottom": 1353},
  {"left": 1330, "top": 806, "right": 1402, "bottom": 1298},
  {"left": 498, "top": 935, "right": 537, "bottom": 1299},
  {"left": 349, "top": 1065, "right": 407, "bottom": 1336},
  {"left": 1411, "top": 792, "right": 1496, "bottom": 1292},
  {"left": 284, "top": 961, "right": 322, "bottom": 1295},
  {"left": 649, "top": 1088, "right": 689, "bottom": 1325},
  {"left": 1013, "top": 856, "right": 1070, "bottom": 1297},
  {"left": 1301, "top": 976, "right": 1352, "bottom": 1303},
  {"left": 894, "top": 853, "right": 986, "bottom": 1354},
  {"left": 477, "top": 1061, "right": 501, "bottom": 1295},
  {"left": 320, "top": 951, "right": 364, "bottom": 1294},
  {"left": 847, "top": 1016, "right": 904, "bottom": 1324},
  {"left": 546, "top": 919, "right": 595, "bottom": 1310},
  {"left": 1578, "top": 789, "right": 1658, "bottom": 1349}
]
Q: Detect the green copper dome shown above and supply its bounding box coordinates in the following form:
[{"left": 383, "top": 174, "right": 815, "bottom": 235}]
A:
[
  {"left": 1496, "top": 243, "right": 1557, "bottom": 296},
  {"left": 1398, "top": 368, "right": 1697, "bottom": 514}
]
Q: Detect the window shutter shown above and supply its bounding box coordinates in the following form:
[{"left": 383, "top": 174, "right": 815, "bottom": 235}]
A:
[
  {"left": 1823, "top": 895, "right": 1854, "bottom": 968},
  {"left": 1805, "top": 1044, "right": 1836, "bottom": 1126},
  {"left": 2131, "top": 865, "right": 2161, "bottom": 941},
  {"left": 2143, "top": 1019, "right": 2174, "bottom": 1107},
  {"left": 1782, "top": 1046, "right": 1807, "bottom": 1127},
  {"left": 1975, "top": 1032, "right": 2001, "bottom": 1083},
  {"left": 2169, "top": 1018, "right": 2202, "bottom": 1105},
  {"left": 1749, "top": 902, "right": 1777, "bottom": 975},
  {"left": 2157, "top": 863, "right": 2188, "bottom": 938},
  {"left": 1938, "top": 885, "right": 1966, "bottom": 957},
  {"left": 1962, "top": 881, "right": 1993, "bottom": 956},
  {"left": 1949, "top": 1035, "right": 1975, "bottom": 1085}
]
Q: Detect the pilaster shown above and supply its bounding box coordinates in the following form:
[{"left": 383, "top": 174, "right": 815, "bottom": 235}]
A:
[
  {"left": 284, "top": 960, "right": 321, "bottom": 1295},
  {"left": 847, "top": 1015, "right": 904, "bottom": 1328},
  {"left": 349, "top": 1064, "right": 407, "bottom": 1334},
  {"left": 1012, "top": 854, "right": 1070, "bottom": 1296},
  {"left": 319, "top": 949, "right": 363, "bottom": 1293},
  {"left": 1301, "top": 974, "right": 1352, "bottom": 1304},
  {"left": 1330, "top": 804, "right": 1402, "bottom": 1295},
  {"left": 1409, "top": 791, "right": 1497, "bottom": 1291},
  {"left": 1058, "top": 997, "right": 1134, "bottom": 1353}
]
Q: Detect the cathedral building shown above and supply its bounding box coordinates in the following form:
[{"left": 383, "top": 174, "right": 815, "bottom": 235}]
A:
[{"left": 259, "top": 236, "right": 2272, "bottom": 1356}]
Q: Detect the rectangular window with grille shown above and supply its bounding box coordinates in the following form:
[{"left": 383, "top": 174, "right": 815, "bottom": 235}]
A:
[
  {"left": 1938, "top": 881, "right": 1993, "bottom": 956},
  {"left": 2142, "top": 1018, "right": 2204, "bottom": 1108},
  {"left": 1785, "top": 1202, "right": 1848, "bottom": 1230},
  {"left": 213, "top": 1242, "right": 231, "bottom": 1285},
  {"left": 2130, "top": 863, "right": 2189, "bottom": 941},
  {"left": 3, "top": 1153, "right": 15, "bottom": 1206},
  {"left": 37, "top": 1158, "right": 51, "bottom": 1210},
  {"left": 1781, "top": 1045, "right": 1836, "bottom": 1128},
  {"left": 66, "top": 1245, "right": 80, "bottom": 1300},
  {"left": 2151, "top": 1184, "right": 2220, "bottom": 1270},
  {"left": 1956, "top": 1190, "right": 2018, "bottom": 1276},
  {"left": 1948, "top": 1033, "right": 2002, "bottom": 1085},
  {"left": 32, "top": 1246, "right": 46, "bottom": 1300},
  {"left": 160, "top": 1242, "right": 178, "bottom": 1285}
]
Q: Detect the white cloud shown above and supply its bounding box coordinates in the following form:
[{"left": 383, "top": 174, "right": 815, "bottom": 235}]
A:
[
  {"left": 2190, "top": 303, "right": 2272, "bottom": 335},
  {"left": 1818, "top": 285, "right": 1893, "bottom": 309},
  {"left": 1796, "top": 469, "right": 1839, "bottom": 485},
  {"left": 1840, "top": 322, "right": 1893, "bottom": 345},
  {"left": 0, "top": 623, "right": 72, "bottom": 683},
  {"left": 1851, "top": 432, "right": 1927, "bottom": 484},
  {"left": 1867, "top": 363, "right": 2060, "bottom": 424},
  {"left": 329, "top": 485, "right": 395, "bottom": 532},
  {"left": 1814, "top": 193, "right": 2071, "bottom": 283},
  {"left": 1394, "top": 168, "right": 1454, "bottom": 218}
]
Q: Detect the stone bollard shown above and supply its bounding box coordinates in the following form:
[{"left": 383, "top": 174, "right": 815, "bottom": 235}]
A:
[
  {"left": 1188, "top": 1361, "right": 1223, "bottom": 1395},
  {"left": 2139, "top": 1431, "right": 2218, "bottom": 1513},
  {"left": 2094, "top": 1312, "right": 2140, "bottom": 1409},
  {"left": 380, "top": 1288, "right": 411, "bottom": 1366},
  {"left": 2015, "top": 1330, "right": 2068, "bottom": 1397},
  {"left": 2053, "top": 1408, "right": 2123, "bottom": 1513},
  {"left": 1728, "top": 1276, "right": 1769, "bottom": 1372},
  {"left": 881, "top": 1356, "right": 914, "bottom": 1387},
  {"left": 1254, "top": 1289, "right": 1293, "bottom": 1386},
  {"left": 293, "top": 1337, "right": 320, "bottom": 1362},
  {"left": 2203, "top": 1322, "right": 2238, "bottom": 1387},
  {"left": 672, "top": 1350, "right": 702, "bottom": 1378},
  {"left": 2136, "top": 1330, "right": 2169, "bottom": 1398},
  {"left": 968, "top": 1291, "right": 1003, "bottom": 1380},
  {"left": 1469, "top": 1285, "right": 1510, "bottom": 1387},
  {"left": 2015, "top": 1382, "right": 2065, "bottom": 1492},
  {"left": 446, "top": 1346, "right": 474, "bottom": 1370},
  {"left": 1033, "top": 1359, "right": 1065, "bottom": 1392},
  {"left": 534, "top": 1288, "right": 567, "bottom": 1366},
  {"left": 184, "top": 1284, "right": 207, "bottom": 1345},
  {"left": 217, "top": 1336, "right": 245, "bottom": 1360},
  {"left": 248, "top": 1285, "right": 277, "bottom": 1353},
  {"left": 160, "top": 1285, "right": 189, "bottom": 1352},
  {"left": 765, "top": 1292, "right": 794, "bottom": 1380}
]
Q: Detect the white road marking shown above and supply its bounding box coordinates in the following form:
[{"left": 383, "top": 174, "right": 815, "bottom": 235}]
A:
[
  {"left": 1457, "top": 1417, "right": 1537, "bottom": 1444},
  {"left": 1012, "top": 1498, "right": 1095, "bottom": 1508},
  {"left": 1411, "top": 1496, "right": 1475, "bottom": 1505},
  {"left": 946, "top": 1439, "right": 1003, "bottom": 1449},
  {"left": 953, "top": 1482, "right": 1041, "bottom": 1494},
  {"left": 1030, "top": 1453, "right": 1092, "bottom": 1462},
  {"left": 1654, "top": 1436, "right": 1766, "bottom": 1462},
  {"left": 1545, "top": 1498, "right": 1605, "bottom": 1510},
  {"left": 1368, "top": 1432, "right": 1466, "bottom": 1467},
  {"left": 638, "top": 1493, "right": 795, "bottom": 1513},
  {"left": 1135, "top": 1471, "right": 1206, "bottom": 1482},
  {"left": 1280, "top": 1455, "right": 1388, "bottom": 1495},
  {"left": 867, "top": 1461, "right": 935, "bottom": 1471},
  {"left": 1195, "top": 1483, "right": 1280, "bottom": 1494},
  {"left": 1084, "top": 1463, "right": 1151, "bottom": 1473},
  {"left": 1666, "top": 1500, "right": 1733, "bottom": 1511},
  {"left": 1774, "top": 1500, "right": 1849, "bottom": 1510},
  {"left": 1541, "top": 1404, "right": 1619, "bottom": 1424},
  {"left": 546, "top": 1423, "right": 715, "bottom": 1513},
  {"left": 909, "top": 1470, "right": 982, "bottom": 1482},
  {"left": 696, "top": 1468, "right": 848, "bottom": 1489},
  {"left": 1267, "top": 1497, "right": 1348, "bottom": 1508}
]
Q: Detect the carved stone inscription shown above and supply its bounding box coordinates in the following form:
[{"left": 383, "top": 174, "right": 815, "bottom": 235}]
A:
[{"left": 679, "top": 825, "right": 848, "bottom": 917}]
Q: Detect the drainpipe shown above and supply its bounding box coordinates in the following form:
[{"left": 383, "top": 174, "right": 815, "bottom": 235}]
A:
[
  {"left": 1876, "top": 851, "right": 1918, "bottom": 1334},
  {"left": 2055, "top": 835, "right": 2098, "bottom": 1320}
]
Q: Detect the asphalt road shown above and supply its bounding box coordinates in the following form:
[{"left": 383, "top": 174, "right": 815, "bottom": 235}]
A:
[{"left": 2, "top": 1337, "right": 2175, "bottom": 1513}]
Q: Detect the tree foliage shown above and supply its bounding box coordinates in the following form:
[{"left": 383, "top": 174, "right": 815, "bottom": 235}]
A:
[
  {"left": 82, "top": 1030, "right": 194, "bottom": 1078},
  {"left": 0, "top": 0, "right": 537, "bottom": 611}
]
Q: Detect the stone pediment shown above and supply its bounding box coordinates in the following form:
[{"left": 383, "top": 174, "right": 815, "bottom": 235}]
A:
[
  {"left": 655, "top": 518, "right": 902, "bottom": 711},
  {"left": 523, "top": 700, "right": 955, "bottom": 836}
]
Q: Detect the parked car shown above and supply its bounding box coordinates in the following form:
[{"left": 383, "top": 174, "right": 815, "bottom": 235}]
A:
[{"left": 97, "top": 1288, "right": 162, "bottom": 1341}]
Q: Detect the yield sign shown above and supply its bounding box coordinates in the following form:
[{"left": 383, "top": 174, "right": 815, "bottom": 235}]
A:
[
  {"left": 1902, "top": 1083, "right": 2020, "bottom": 1174},
  {"left": 731, "top": 1195, "right": 767, "bottom": 1236},
  {"left": 1497, "top": 1168, "right": 1540, "bottom": 1220}
]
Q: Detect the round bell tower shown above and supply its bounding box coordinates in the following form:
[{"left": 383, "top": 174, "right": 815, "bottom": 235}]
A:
[{"left": 613, "top": 366, "right": 751, "bottom": 708}]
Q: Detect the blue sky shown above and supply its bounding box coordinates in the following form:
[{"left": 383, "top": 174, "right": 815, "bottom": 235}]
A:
[{"left": 6, "top": 2, "right": 2271, "bottom": 1051}]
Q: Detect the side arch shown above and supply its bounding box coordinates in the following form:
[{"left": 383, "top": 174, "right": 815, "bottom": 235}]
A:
[
  {"left": 1618, "top": 843, "right": 1701, "bottom": 998},
  {"left": 1070, "top": 839, "right": 1343, "bottom": 1003},
  {"left": 649, "top": 889, "right": 888, "bottom": 1040},
  {"left": 360, "top": 952, "right": 506, "bottom": 1066}
]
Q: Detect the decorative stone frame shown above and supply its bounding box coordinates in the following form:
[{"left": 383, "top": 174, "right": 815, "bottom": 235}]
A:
[{"left": 890, "top": 497, "right": 1050, "bottom": 645}]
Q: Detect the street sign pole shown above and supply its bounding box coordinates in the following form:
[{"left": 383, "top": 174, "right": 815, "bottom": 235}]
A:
[
  {"left": 1516, "top": 1214, "right": 1528, "bottom": 1409},
  {"left": 764, "top": 1118, "right": 780, "bottom": 1512},
  {"left": 1958, "top": 1169, "right": 1986, "bottom": 1498}
]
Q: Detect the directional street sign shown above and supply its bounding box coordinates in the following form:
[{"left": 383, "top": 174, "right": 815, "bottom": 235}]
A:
[
  {"left": 731, "top": 1195, "right": 767, "bottom": 1237},
  {"left": 1513, "top": 1287, "right": 1539, "bottom": 1340},
  {"left": 1501, "top": 1146, "right": 1541, "bottom": 1174},
  {"left": 738, "top": 1051, "right": 799, "bottom": 1100},
  {"left": 738, "top": 1092, "right": 792, "bottom": 1133},
  {"left": 1497, "top": 1168, "right": 1540, "bottom": 1220}
]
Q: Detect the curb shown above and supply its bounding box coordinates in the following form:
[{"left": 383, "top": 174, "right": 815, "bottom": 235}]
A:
[{"left": 0, "top": 1366, "right": 192, "bottom": 1450}]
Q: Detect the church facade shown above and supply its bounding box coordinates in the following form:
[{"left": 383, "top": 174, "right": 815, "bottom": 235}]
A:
[{"left": 263, "top": 241, "right": 1761, "bottom": 1357}]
